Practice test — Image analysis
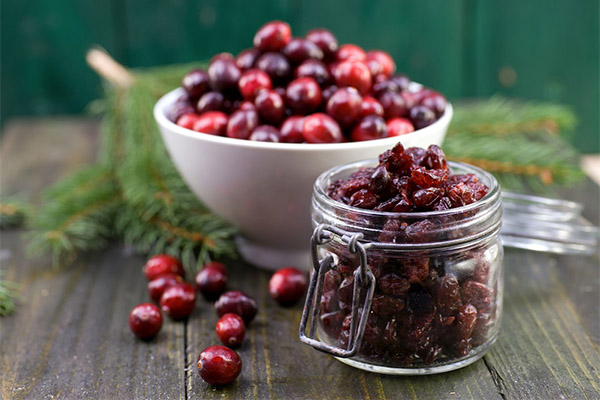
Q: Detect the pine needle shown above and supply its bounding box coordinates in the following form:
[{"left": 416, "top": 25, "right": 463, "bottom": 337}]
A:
[
  {"left": 0, "top": 197, "right": 29, "bottom": 229},
  {"left": 0, "top": 272, "right": 20, "bottom": 316}
]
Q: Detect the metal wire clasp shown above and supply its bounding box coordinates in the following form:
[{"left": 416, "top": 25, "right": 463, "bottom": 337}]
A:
[{"left": 298, "top": 224, "right": 376, "bottom": 358}]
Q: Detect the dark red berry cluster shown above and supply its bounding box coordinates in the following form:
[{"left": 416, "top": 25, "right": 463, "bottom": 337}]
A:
[
  {"left": 319, "top": 144, "right": 497, "bottom": 366},
  {"left": 171, "top": 21, "right": 447, "bottom": 143}
]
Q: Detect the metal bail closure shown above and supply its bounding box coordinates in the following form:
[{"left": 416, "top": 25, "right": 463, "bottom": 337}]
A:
[{"left": 299, "top": 224, "right": 376, "bottom": 358}]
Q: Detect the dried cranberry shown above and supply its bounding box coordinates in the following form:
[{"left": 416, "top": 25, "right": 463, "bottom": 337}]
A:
[
  {"left": 197, "top": 345, "right": 242, "bottom": 386},
  {"left": 461, "top": 281, "right": 493, "bottom": 314},
  {"left": 129, "top": 303, "right": 163, "bottom": 340},
  {"left": 411, "top": 167, "right": 448, "bottom": 188},
  {"left": 253, "top": 20, "right": 291, "bottom": 52},
  {"left": 216, "top": 313, "right": 246, "bottom": 348},
  {"left": 268, "top": 267, "right": 308, "bottom": 306},
  {"left": 455, "top": 304, "right": 478, "bottom": 339},
  {"left": 195, "top": 261, "right": 228, "bottom": 301},
  {"left": 143, "top": 254, "right": 184, "bottom": 281},
  {"left": 148, "top": 273, "right": 184, "bottom": 302},
  {"left": 378, "top": 273, "right": 410, "bottom": 296},
  {"left": 215, "top": 291, "right": 258, "bottom": 323},
  {"left": 349, "top": 189, "right": 378, "bottom": 209},
  {"left": 160, "top": 282, "right": 196, "bottom": 320},
  {"left": 423, "top": 145, "right": 448, "bottom": 171}
]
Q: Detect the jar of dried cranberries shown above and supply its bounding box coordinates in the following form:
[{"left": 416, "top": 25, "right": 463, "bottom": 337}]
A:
[{"left": 300, "top": 154, "right": 503, "bottom": 375}]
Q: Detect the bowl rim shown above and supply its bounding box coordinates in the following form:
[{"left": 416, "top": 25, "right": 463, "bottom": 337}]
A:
[{"left": 154, "top": 87, "right": 453, "bottom": 152}]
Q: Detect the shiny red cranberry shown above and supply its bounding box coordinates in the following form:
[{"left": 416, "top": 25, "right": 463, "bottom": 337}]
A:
[
  {"left": 420, "top": 91, "right": 447, "bottom": 116},
  {"left": 215, "top": 291, "right": 258, "bottom": 323},
  {"left": 254, "top": 89, "right": 285, "bottom": 124},
  {"left": 386, "top": 117, "right": 415, "bottom": 136},
  {"left": 361, "top": 96, "right": 384, "bottom": 118},
  {"left": 303, "top": 113, "right": 343, "bottom": 143},
  {"left": 256, "top": 52, "right": 292, "bottom": 85},
  {"left": 216, "top": 313, "right": 246, "bottom": 348},
  {"left": 283, "top": 38, "right": 323, "bottom": 64},
  {"left": 410, "top": 106, "right": 436, "bottom": 129},
  {"left": 253, "top": 20, "right": 291, "bottom": 52},
  {"left": 412, "top": 88, "right": 433, "bottom": 102},
  {"left": 365, "top": 51, "right": 396, "bottom": 78},
  {"left": 321, "top": 85, "right": 338, "bottom": 104},
  {"left": 177, "top": 113, "right": 200, "bottom": 130},
  {"left": 286, "top": 77, "right": 322, "bottom": 114},
  {"left": 336, "top": 44, "right": 366, "bottom": 62},
  {"left": 143, "top": 254, "right": 184, "bottom": 280},
  {"left": 239, "top": 100, "right": 256, "bottom": 111},
  {"left": 236, "top": 48, "right": 260, "bottom": 70},
  {"left": 250, "top": 125, "right": 280, "bottom": 142},
  {"left": 295, "top": 59, "right": 330, "bottom": 85},
  {"left": 193, "top": 111, "right": 228, "bottom": 135},
  {"left": 129, "top": 303, "right": 163, "bottom": 340},
  {"left": 169, "top": 100, "right": 196, "bottom": 122},
  {"left": 238, "top": 69, "right": 272, "bottom": 100},
  {"left": 326, "top": 87, "right": 362, "bottom": 127},
  {"left": 333, "top": 60, "right": 371, "bottom": 95},
  {"left": 160, "top": 282, "right": 196, "bottom": 320},
  {"left": 306, "top": 28, "right": 338, "bottom": 60},
  {"left": 372, "top": 80, "right": 399, "bottom": 98},
  {"left": 279, "top": 116, "right": 305, "bottom": 143},
  {"left": 379, "top": 91, "right": 409, "bottom": 119},
  {"left": 208, "top": 58, "right": 241, "bottom": 92},
  {"left": 211, "top": 52, "right": 235, "bottom": 63},
  {"left": 197, "top": 345, "right": 242, "bottom": 386},
  {"left": 268, "top": 267, "right": 308, "bottom": 306},
  {"left": 182, "top": 69, "right": 210, "bottom": 98},
  {"left": 195, "top": 261, "right": 228, "bottom": 301},
  {"left": 148, "top": 273, "right": 184, "bottom": 302},
  {"left": 226, "top": 109, "right": 259, "bottom": 140},
  {"left": 351, "top": 115, "right": 388, "bottom": 141},
  {"left": 390, "top": 74, "right": 411, "bottom": 91},
  {"left": 197, "top": 91, "right": 225, "bottom": 113}
]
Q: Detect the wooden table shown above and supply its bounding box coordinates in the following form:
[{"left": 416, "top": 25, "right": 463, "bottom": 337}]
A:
[{"left": 1, "top": 118, "right": 599, "bottom": 400}]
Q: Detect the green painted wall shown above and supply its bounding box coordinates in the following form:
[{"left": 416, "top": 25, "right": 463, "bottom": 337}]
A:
[{"left": 2, "top": 0, "right": 598, "bottom": 152}]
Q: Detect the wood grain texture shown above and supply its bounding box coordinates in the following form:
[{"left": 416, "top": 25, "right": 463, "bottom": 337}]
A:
[{"left": 1, "top": 119, "right": 599, "bottom": 399}]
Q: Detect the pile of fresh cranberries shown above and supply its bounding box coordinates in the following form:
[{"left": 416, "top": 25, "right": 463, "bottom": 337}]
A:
[
  {"left": 128, "top": 254, "right": 307, "bottom": 386},
  {"left": 170, "top": 20, "right": 447, "bottom": 143}
]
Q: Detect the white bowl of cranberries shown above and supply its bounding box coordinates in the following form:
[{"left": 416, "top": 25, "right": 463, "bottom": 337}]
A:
[{"left": 154, "top": 21, "right": 453, "bottom": 270}]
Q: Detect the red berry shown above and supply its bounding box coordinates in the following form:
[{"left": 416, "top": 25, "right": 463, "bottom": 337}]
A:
[
  {"left": 129, "top": 303, "right": 163, "bottom": 340},
  {"left": 239, "top": 100, "right": 256, "bottom": 111},
  {"left": 197, "top": 345, "right": 242, "bottom": 386},
  {"left": 197, "top": 91, "right": 225, "bottom": 113},
  {"left": 210, "top": 52, "right": 235, "bottom": 63},
  {"left": 365, "top": 50, "right": 396, "bottom": 78},
  {"left": 420, "top": 91, "right": 447, "bottom": 116},
  {"left": 336, "top": 44, "right": 366, "bottom": 62},
  {"left": 379, "top": 91, "right": 409, "bottom": 119},
  {"left": 254, "top": 89, "right": 285, "bottom": 124},
  {"left": 256, "top": 52, "right": 291, "bottom": 85},
  {"left": 253, "top": 20, "right": 292, "bottom": 52},
  {"left": 238, "top": 69, "right": 272, "bottom": 100},
  {"left": 148, "top": 273, "right": 184, "bottom": 302},
  {"left": 361, "top": 96, "right": 384, "bottom": 118},
  {"left": 160, "top": 282, "right": 196, "bottom": 320},
  {"left": 215, "top": 291, "right": 258, "bottom": 324},
  {"left": 195, "top": 262, "right": 228, "bottom": 301},
  {"left": 283, "top": 38, "right": 323, "bottom": 64},
  {"left": 250, "top": 125, "right": 280, "bottom": 142},
  {"left": 208, "top": 58, "right": 241, "bottom": 92},
  {"left": 295, "top": 59, "right": 330, "bottom": 85},
  {"left": 286, "top": 77, "right": 322, "bottom": 114},
  {"left": 302, "top": 113, "right": 343, "bottom": 143},
  {"left": 216, "top": 313, "right": 246, "bottom": 348},
  {"left": 177, "top": 113, "right": 200, "bottom": 130},
  {"left": 226, "top": 109, "right": 259, "bottom": 140},
  {"left": 321, "top": 85, "right": 338, "bottom": 104},
  {"left": 236, "top": 48, "right": 260, "bottom": 70},
  {"left": 386, "top": 117, "right": 415, "bottom": 136},
  {"left": 193, "top": 111, "right": 228, "bottom": 135},
  {"left": 268, "top": 267, "right": 308, "bottom": 306},
  {"left": 351, "top": 115, "right": 388, "bottom": 142},
  {"left": 182, "top": 69, "right": 210, "bottom": 98},
  {"left": 143, "top": 254, "right": 184, "bottom": 281},
  {"left": 306, "top": 28, "right": 338, "bottom": 60},
  {"left": 326, "top": 87, "right": 363, "bottom": 127},
  {"left": 279, "top": 116, "right": 305, "bottom": 143},
  {"left": 169, "top": 99, "right": 195, "bottom": 122},
  {"left": 333, "top": 60, "right": 371, "bottom": 95},
  {"left": 410, "top": 106, "right": 436, "bottom": 129}
]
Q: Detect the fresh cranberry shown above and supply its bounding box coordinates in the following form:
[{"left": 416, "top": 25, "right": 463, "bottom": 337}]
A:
[
  {"left": 303, "top": 113, "right": 343, "bottom": 143},
  {"left": 224, "top": 97, "right": 243, "bottom": 114},
  {"left": 211, "top": 52, "right": 235, "bottom": 63},
  {"left": 283, "top": 38, "right": 324, "bottom": 64},
  {"left": 177, "top": 113, "right": 200, "bottom": 130},
  {"left": 238, "top": 69, "right": 272, "bottom": 100},
  {"left": 216, "top": 313, "right": 246, "bottom": 348},
  {"left": 386, "top": 117, "right": 415, "bottom": 136},
  {"left": 286, "top": 77, "right": 322, "bottom": 114},
  {"left": 169, "top": 100, "right": 195, "bottom": 122},
  {"left": 256, "top": 52, "right": 292, "bottom": 85},
  {"left": 365, "top": 50, "right": 396, "bottom": 78},
  {"left": 295, "top": 59, "right": 330, "bottom": 85},
  {"left": 236, "top": 48, "right": 260, "bottom": 70},
  {"left": 321, "top": 85, "right": 338, "bottom": 104},
  {"left": 129, "top": 303, "right": 163, "bottom": 340},
  {"left": 372, "top": 80, "right": 400, "bottom": 97},
  {"left": 268, "top": 267, "right": 308, "bottom": 306},
  {"left": 361, "top": 96, "right": 384, "bottom": 118},
  {"left": 239, "top": 100, "right": 256, "bottom": 111},
  {"left": 215, "top": 291, "right": 258, "bottom": 323},
  {"left": 182, "top": 69, "right": 210, "bottom": 98},
  {"left": 379, "top": 91, "right": 409, "bottom": 119},
  {"left": 193, "top": 111, "right": 228, "bottom": 135},
  {"left": 306, "top": 28, "right": 338, "bottom": 60},
  {"left": 279, "top": 116, "right": 305, "bottom": 143},
  {"left": 208, "top": 58, "right": 241, "bottom": 92},
  {"left": 410, "top": 106, "right": 436, "bottom": 129},
  {"left": 148, "top": 273, "right": 184, "bottom": 302},
  {"left": 336, "top": 44, "right": 366, "bottom": 62},
  {"left": 333, "top": 60, "right": 371, "bottom": 95},
  {"left": 195, "top": 261, "right": 228, "bottom": 301},
  {"left": 326, "top": 87, "right": 363, "bottom": 127},
  {"left": 226, "top": 109, "right": 259, "bottom": 140},
  {"left": 420, "top": 91, "right": 447, "bottom": 116},
  {"left": 351, "top": 115, "right": 388, "bottom": 142},
  {"left": 197, "top": 91, "right": 225, "bottom": 113},
  {"left": 253, "top": 20, "right": 291, "bottom": 52},
  {"left": 143, "top": 254, "right": 184, "bottom": 280},
  {"left": 197, "top": 345, "right": 242, "bottom": 386},
  {"left": 390, "top": 74, "right": 411, "bottom": 91},
  {"left": 254, "top": 89, "right": 285, "bottom": 124},
  {"left": 250, "top": 125, "right": 280, "bottom": 142},
  {"left": 160, "top": 282, "right": 196, "bottom": 320},
  {"left": 412, "top": 88, "right": 433, "bottom": 103}
]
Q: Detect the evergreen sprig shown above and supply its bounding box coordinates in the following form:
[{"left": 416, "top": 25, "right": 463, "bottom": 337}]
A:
[
  {"left": 0, "top": 272, "right": 20, "bottom": 316},
  {"left": 0, "top": 197, "right": 29, "bottom": 229}
]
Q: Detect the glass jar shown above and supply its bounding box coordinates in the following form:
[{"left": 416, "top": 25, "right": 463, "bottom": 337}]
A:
[{"left": 299, "top": 159, "right": 503, "bottom": 375}]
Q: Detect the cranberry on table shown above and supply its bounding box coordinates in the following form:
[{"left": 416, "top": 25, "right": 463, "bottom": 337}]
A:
[
  {"left": 410, "top": 106, "right": 437, "bottom": 129},
  {"left": 386, "top": 117, "right": 415, "bottom": 136},
  {"left": 326, "top": 87, "right": 363, "bottom": 127},
  {"left": 216, "top": 313, "right": 246, "bottom": 348},
  {"left": 365, "top": 50, "right": 396, "bottom": 78},
  {"left": 197, "top": 91, "right": 225, "bottom": 113},
  {"left": 129, "top": 303, "right": 163, "bottom": 340},
  {"left": 420, "top": 91, "right": 447, "bottom": 116},
  {"left": 361, "top": 96, "right": 384, "bottom": 118},
  {"left": 238, "top": 69, "right": 272, "bottom": 100},
  {"left": 143, "top": 254, "right": 184, "bottom": 280},
  {"left": 279, "top": 116, "right": 305, "bottom": 143},
  {"left": 303, "top": 113, "right": 343, "bottom": 143},
  {"left": 160, "top": 282, "right": 196, "bottom": 320},
  {"left": 306, "top": 28, "right": 338, "bottom": 60},
  {"left": 351, "top": 115, "right": 388, "bottom": 142},
  {"left": 283, "top": 38, "right": 324, "bottom": 64},
  {"left": 268, "top": 267, "right": 308, "bottom": 306},
  {"left": 254, "top": 89, "right": 285, "bottom": 124},
  {"left": 181, "top": 69, "right": 210, "bottom": 98},
  {"left": 236, "top": 48, "right": 260, "bottom": 70},
  {"left": 333, "top": 60, "right": 372, "bottom": 95},
  {"left": 226, "top": 109, "right": 259, "bottom": 140},
  {"left": 250, "top": 125, "right": 280, "bottom": 142},
  {"left": 148, "top": 273, "right": 184, "bottom": 302},
  {"left": 195, "top": 261, "right": 228, "bottom": 301},
  {"left": 256, "top": 52, "right": 292, "bottom": 85},
  {"left": 208, "top": 58, "right": 241, "bottom": 92},
  {"left": 197, "top": 345, "right": 242, "bottom": 386},
  {"left": 379, "top": 91, "right": 409, "bottom": 119},
  {"left": 253, "top": 20, "right": 291, "bottom": 52},
  {"left": 193, "top": 111, "right": 228, "bottom": 135},
  {"left": 295, "top": 59, "right": 330, "bottom": 85},
  {"left": 177, "top": 113, "right": 200, "bottom": 130},
  {"left": 286, "top": 77, "right": 322, "bottom": 114},
  {"left": 215, "top": 291, "right": 258, "bottom": 323},
  {"left": 336, "top": 43, "right": 366, "bottom": 62}
]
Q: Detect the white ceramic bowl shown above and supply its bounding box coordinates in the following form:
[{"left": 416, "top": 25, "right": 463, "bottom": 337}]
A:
[{"left": 154, "top": 87, "right": 453, "bottom": 270}]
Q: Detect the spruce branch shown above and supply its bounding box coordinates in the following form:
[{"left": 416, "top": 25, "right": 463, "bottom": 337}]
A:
[
  {"left": 0, "top": 197, "right": 29, "bottom": 229},
  {"left": 0, "top": 272, "right": 20, "bottom": 316}
]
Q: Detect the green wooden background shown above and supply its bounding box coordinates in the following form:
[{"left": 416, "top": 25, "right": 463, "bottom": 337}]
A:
[{"left": 2, "top": 0, "right": 599, "bottom": 152}]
